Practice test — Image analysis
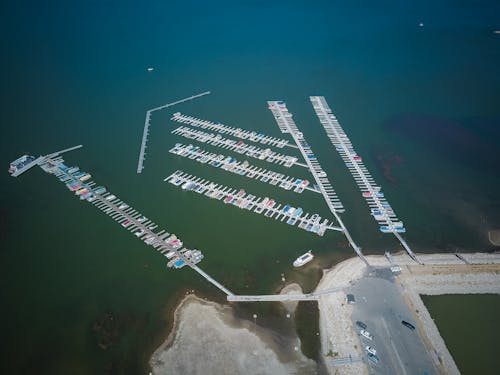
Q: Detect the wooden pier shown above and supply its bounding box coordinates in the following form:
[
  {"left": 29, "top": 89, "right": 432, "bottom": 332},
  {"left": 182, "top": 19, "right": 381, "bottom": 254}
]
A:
[
  {"left": 268, "top": 101, "right": 344, "bottom": 212},
  {"left": 310, "top": 96, "right": 419, "bottom": 264},
  {"left": 10, "top": 145, "right": 83, "bottom": 177},
  {"left": 14, "top": 150, "right": 238, "bottom": 296},
  {"left": 227, "top": 287, "right": 343, "bottom": 302},
  {"left": 165, "top": 170, "right": 342, "bottom": 236},
  {"left": 171, "top": 112, "right": 298, "bottom": 149},
  {"left": 137, "top": 91, "right": 211, "bottom": 174},
  {"left": 172, "top": 126, "right": 304, "bottom": 168},
  {"left": 169, "top": 143, "right": 320, "bottom": 194},
  {"left": 268, "top": 101, "right": 368, "bottom": 265}
]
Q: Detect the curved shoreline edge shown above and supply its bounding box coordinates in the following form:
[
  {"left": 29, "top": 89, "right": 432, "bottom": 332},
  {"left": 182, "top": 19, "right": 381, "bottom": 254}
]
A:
[
  {"left": 149, "top": 293, "right": 317, "bottom": 375},
  {"left": 149, "top": 252, "right": 500, "bottom": 375}
]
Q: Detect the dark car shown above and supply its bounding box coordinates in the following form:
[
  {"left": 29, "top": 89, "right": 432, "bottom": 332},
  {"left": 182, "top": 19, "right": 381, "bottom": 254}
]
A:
[
  {"left": 356, "top": 321, "right": 367, "bottom": 330},
  {"left": 367, "top": 353, "right": 380, "bottom": 363},
  {"left": 402, "top": 320, "right": 416, "bottom": 330}
]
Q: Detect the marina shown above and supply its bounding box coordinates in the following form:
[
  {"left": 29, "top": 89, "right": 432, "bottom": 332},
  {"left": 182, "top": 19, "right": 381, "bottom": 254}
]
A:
[
  {"left": 169, "top": 143, "right": 320, "bottom": 194},
  {"left": 310, "top": 96, "right": 419, "bottom": 263},
  {"left": 45, "top": 157, "right": 207, "bottom": 270},
  {"left": 171, "top": 112, "right": 297, "bottom": 149},
  {"left": 268, "top": 100, "right": 368, "bottom": 265},
  {"left": 164, "top": 170, "right": 342, "bottom": 236},
  {"left": 136, "top": 91, "right": 211, "bottom": 174},
  {"left": 172, "top": 126, "right": 305, "bottom": 167},
  {"left": 268, "top": 101, "right": 344, "bottom": 212},
  {"left": 9, "top": 146, "right": 241, "bottom": 297}
]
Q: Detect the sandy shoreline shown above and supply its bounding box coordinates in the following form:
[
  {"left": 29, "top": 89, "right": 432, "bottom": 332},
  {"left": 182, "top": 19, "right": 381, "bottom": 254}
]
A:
[
  {"left": 149, "top": 293, "right": 317, "bottom": 375},
  {"left": 150, "top": 252, "right": 500, "bottom": 374}
]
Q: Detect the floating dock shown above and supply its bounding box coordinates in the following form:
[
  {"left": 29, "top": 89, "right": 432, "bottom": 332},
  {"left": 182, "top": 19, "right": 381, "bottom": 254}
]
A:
[
  {"left": 268, "top": 101, "right": 344, "bottom": 212},
  {"left": 268, "top": 101, "right": 368, "bottom": 265},
  {"left": 9, "top": 145, "right": 83, "bottom": 177},
  {"left": 169, "top": 143, "right": 320, "bottom": 194},
  {"left": 10, "top": 147, "right": 238, "bottom": 296},
  {"left": 137, "top": 110, "right": 152, "bottom": 173},
  {"left": 171, "top": 112, "right": 297, "bottom": 149},
  {"left": 43, "top": 157, "right": 207, "bottom": 270},
  {"left": 310, "top": 96, "right": 419, "bottom": 263},
  {"left": 165, "top": 170, "right": 342, "bottom": 236},
  {"left": 137, "top": 91, "right": 211, "bottom": 174},
  {"left": 172, "top": 126, "right": 305, "bottom": 168}
]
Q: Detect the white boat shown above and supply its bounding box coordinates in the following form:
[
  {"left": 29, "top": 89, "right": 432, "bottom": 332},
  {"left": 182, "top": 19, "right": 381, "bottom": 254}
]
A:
[{"left": 293, "top": 250, "right": 314, "bottom": 267}]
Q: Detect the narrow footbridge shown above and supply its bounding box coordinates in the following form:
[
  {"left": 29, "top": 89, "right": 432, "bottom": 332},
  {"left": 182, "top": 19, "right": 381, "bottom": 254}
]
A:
[{"left": 227, "top": 287, "right": 343, "bottom": 302}]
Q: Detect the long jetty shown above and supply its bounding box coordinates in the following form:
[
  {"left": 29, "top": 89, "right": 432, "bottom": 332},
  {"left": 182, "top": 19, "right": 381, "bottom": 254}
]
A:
[
  {"left": 137, "top": 91, "right": 211, "bottom": 174},
  {"left": 268, "top": 101, "right": 368, "bottom": 265},
  {"left": 172, "top": 126, "right": 305, "bottom": 168},
  {"left": 227, "top": 287, "right": 344, "bottom": 302},
  {"left": 310, "top": 96, "right": 420, "bottom": 264},
  {"left": 171, "top": 112, "right": 298, "bottom": 149},
  {"left": 268, "top": 101, "right": 344, "bottom": 212},
  {"left": 170, "top": 143, "right": 320, "bottom": 194},
  {"left": 165, "top": 170, "right": 342, "bottom": 235},
  {"left": 12, "top": 148, "right": 237, "bottom": 296}
]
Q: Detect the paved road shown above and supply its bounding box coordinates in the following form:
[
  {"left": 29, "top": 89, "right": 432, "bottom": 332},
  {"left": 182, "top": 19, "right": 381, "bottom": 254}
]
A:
[{"left": 349, "top": 267, "right": 437, "bottom": 375}]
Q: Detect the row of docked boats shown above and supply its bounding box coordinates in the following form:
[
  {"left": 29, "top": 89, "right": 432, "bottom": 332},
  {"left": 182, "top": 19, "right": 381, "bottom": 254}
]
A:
[
  {"left": 171, "top": 126, "right": 299, "bottom": 168},
  {"left": 39, "top": 156, "right": 204, "bottom": 269},
  {"left": 169, "top": 143, "right": 315, "bottom": 194},
  {"left": 310, "top": 96, "right": 406, "bottom": 234},
  {"left": 165, "top": 170, "right": 341, "bottom": 236},
  {"left": 171, "top": 112, "right": 293, "bottom": 149},
  {"left": 268, "top": 100, "right": 345, "bottom": 213}
]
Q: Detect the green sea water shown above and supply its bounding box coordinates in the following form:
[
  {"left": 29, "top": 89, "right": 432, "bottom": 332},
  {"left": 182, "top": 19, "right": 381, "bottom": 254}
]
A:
[
  {"left": 422, "top": 294, "right": 500, "bottom": 375},
  {"left": 1, "top": 1, "right": 499, "bottom": 373}
]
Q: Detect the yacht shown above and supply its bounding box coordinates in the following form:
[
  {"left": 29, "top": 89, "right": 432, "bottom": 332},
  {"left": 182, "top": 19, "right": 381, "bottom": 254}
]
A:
[{"left": 293, "top": 250, "right": 314, "bottom": 267}]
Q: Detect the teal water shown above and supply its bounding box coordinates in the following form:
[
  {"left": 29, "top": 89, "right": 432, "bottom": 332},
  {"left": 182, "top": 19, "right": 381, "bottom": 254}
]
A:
[
  {"left": 422, "top": 294, "right": 500, "bottom": 375},
  {"left": 1, "top": 1, "right": 499, "bottom": 373}
]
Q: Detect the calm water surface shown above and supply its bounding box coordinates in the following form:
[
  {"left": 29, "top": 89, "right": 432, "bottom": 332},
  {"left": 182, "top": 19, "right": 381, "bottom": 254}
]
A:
[
  {"left": 1, "top": 1, "right": 499, "bottom": 373},
  {"left": 422, "top": 294, "right": 500, "bottom": 375}
]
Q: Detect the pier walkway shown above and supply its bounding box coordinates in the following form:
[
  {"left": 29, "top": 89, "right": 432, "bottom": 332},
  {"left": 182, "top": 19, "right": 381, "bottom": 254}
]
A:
[
  {"left": 137, "top": 91, "right": 211, "bottom": 174},
  {"left": 171, "top": 112, "right": 297, "bottom": 149},
  {"left": 310, "top": 96, "right": 419, "bottom": 263},
  {"left": 268, "top": 101, "right": 368, "bottom": 265},
  {"left": 170, "top": 143, "right": 320, "bottom": 194},
  {"left": 192, "top": 265, "right": 234, "bottom": 296},
  {"left": 11, "top": 145, "right": 83, "bottom": 177},
  {"left": 165, "top": 170, "right": 342, "bottom": 236},
  {"left": 23, "top": 150, "right": 238, "bottom": 296},
  {"left": 268, "top": 101, "right": 344, "bottom": 212},
  {"left": 227, "top": 287, "right": 343, "bottom": 302},
  {"left": 172, "top": 126, "right": 304, "bottom": 168}
]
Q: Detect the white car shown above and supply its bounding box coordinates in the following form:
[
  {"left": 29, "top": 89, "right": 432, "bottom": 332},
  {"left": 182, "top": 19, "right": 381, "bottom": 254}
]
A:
[
  {"left": 360, "top": 329, "right": 373, "bottom": 340},
  {"left": 365, "top": 346, "right": 377, "bottom": 355}
]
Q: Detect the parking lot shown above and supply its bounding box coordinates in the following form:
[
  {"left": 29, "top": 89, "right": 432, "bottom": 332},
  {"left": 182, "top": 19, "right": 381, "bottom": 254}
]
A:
[{"left": 349, "top": 267, "right": 438, "bottom": 375}]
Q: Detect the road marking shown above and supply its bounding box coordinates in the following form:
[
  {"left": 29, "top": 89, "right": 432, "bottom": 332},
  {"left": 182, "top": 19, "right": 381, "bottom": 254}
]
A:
[{"left": 381, "top": 318, "right": 408, "bottom": 375}]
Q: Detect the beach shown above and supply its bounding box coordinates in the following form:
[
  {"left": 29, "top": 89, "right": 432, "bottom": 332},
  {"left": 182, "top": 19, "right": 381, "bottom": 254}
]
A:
[
  {"left": 149, "top": 252, "right": 500, "bottom": 374},
  {"left": 149, "top": 294, "right": 317, "bottom": 375}
]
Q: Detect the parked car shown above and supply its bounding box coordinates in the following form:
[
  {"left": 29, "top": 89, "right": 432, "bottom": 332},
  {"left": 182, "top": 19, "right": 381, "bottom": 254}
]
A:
[
  {"left": 365, "top": 346, "right": 377, "bottom": 355},
  {"left": 356, "top": 321, "right": 367, "bottom": 330},
  {"left": 368, "top": 353, "right": 380, "bottom": 363},
  {"left": 360, "top": 329, "right": 373, "bottom": 340},
  {"left": 402, "top": 320, "right": 416, "bottom": 330}
]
